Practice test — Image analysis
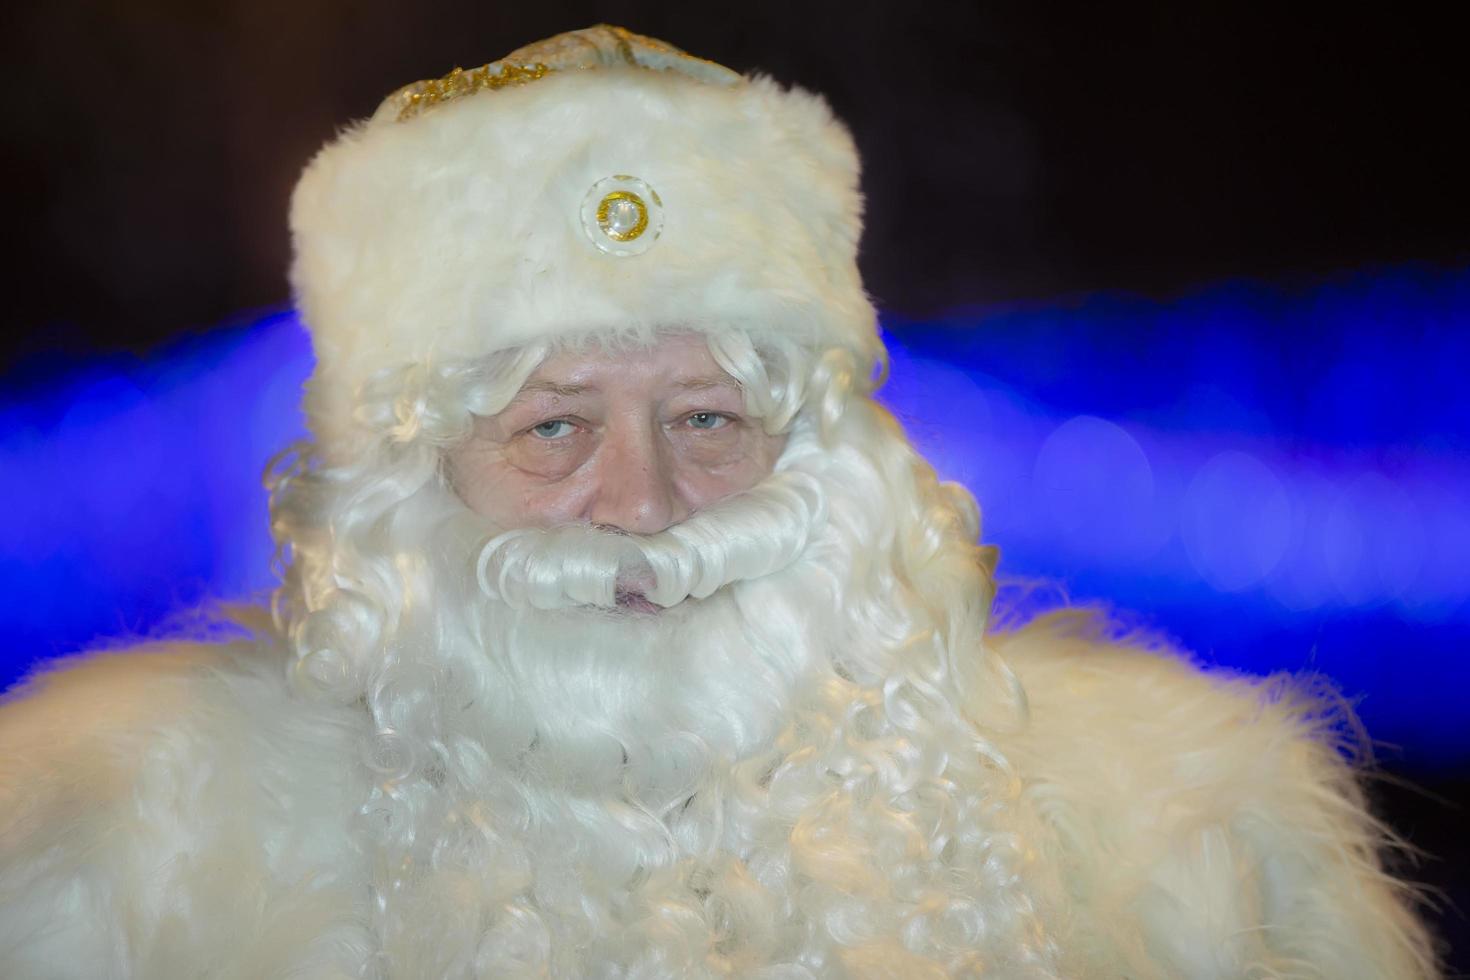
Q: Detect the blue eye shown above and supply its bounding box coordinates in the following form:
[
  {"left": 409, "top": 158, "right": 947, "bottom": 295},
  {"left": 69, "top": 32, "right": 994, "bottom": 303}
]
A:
[
  {"left": 530, "top": 420, "right": 575, "bottom": 439},
  {"left": 687, "top": 412, "right": 727, "bottom": 430}
]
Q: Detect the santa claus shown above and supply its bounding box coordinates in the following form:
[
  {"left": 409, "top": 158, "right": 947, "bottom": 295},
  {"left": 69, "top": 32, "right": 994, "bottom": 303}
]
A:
[{"left": 0, "top": 25, "right": 1437, "bottom": 979}]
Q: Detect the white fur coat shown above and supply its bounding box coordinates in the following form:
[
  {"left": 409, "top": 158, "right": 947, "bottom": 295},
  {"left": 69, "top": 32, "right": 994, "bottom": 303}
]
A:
[{"left": 0, "top": 616, "right": 1434, "bottom": 978}]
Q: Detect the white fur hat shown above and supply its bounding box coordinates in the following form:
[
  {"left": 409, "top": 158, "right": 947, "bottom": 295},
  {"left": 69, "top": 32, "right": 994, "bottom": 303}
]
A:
[{"left": 289, "top": 25, "right": 877, "bottom": 451}]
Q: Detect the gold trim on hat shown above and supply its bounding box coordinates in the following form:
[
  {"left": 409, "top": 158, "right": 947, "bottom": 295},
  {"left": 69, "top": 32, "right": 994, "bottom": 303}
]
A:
[{"left": 388, "top": 24, "right": 740, "bottom": 122}]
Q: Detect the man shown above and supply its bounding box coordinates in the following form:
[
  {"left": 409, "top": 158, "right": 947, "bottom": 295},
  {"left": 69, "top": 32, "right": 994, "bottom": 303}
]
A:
[{"left": 0, "top": 25, "right": 1437, "bottom": 978}]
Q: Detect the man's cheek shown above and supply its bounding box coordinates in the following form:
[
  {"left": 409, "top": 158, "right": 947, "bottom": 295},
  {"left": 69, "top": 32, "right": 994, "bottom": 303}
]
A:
[
  {"left": 502, "top": 437, "right": 592, "bottom": 482},
  {"left": 513, "top": 475, "right": 599, "bottom": 528},
  {"left": 677, "top": 429, "right": 781, "bottom": 479},
  {"left": 672, "top": 467, "right": 759, "bottom": 514}
]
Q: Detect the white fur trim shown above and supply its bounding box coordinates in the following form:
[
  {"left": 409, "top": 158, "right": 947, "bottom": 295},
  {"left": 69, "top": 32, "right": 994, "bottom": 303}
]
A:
[
  {"left": 290, "top": 65, "right": 875, "bottom": 451},
  {"left": 0, "top": 627, "right": 1435, "bottom": 975}
]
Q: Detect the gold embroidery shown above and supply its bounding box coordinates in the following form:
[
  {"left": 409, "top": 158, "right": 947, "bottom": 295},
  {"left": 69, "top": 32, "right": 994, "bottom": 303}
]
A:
[
  {"left": 397, "top": 62, "right": 551, "bottom": 121},
  {"left": 384, "top": 24, "right": 740, "bottom": 123}
]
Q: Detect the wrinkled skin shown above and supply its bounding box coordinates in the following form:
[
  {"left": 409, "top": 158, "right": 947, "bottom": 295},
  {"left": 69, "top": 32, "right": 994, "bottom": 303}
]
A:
[{"left": 446, "top": 334, "right": 787, "bottom": 535}]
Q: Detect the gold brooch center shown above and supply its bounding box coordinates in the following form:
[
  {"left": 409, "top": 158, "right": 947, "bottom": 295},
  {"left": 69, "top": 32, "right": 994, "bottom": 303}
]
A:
[
  {"left": 581, "top": 175, "right": 664, "bottom": 256},
  {"left": 596, "top": 191, "right": 649, "bottom": 242}
]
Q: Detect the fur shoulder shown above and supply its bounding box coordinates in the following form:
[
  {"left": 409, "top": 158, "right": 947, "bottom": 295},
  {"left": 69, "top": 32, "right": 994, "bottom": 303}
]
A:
[
  {"left": 0, "top": 639, "right": 374, "bottom": 978},
  {"left": 0, "top": 643, "right": 238, "bottom": 841},
  {"left": 992, "top": 611, "right": 1438, "bottom": 978}
]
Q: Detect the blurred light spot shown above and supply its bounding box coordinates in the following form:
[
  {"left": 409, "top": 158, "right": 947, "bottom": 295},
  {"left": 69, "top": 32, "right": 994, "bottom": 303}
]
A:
[
  {"left": 1264, "top": 468, "right": 1339, "bottom": 612},
  {"left": 1324, "top": 473, "right": 1424, "bottom": 606},
  {"left": 1033, "top": 415, "right": 1159, "bottom": 559},
  {"left": 1393, "top": 482, "right": 1470, "bottom": 622},
  {"left": 1182, "top": 450, "right": 1292, "bottom": 592}
]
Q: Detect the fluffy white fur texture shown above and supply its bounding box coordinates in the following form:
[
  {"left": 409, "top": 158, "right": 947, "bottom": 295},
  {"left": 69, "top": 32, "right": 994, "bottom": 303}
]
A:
[
  {"left": 290, "top": 63, "right": 876, "bottom": 458},
  {"left": 0, "top": 329, "right": 1438, "bottom": 978}
]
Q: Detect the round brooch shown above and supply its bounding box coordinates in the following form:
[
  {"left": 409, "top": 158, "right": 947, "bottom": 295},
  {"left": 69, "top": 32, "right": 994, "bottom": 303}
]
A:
[{"left": 580, "top": 175, "right": 664, "bottom": 256}]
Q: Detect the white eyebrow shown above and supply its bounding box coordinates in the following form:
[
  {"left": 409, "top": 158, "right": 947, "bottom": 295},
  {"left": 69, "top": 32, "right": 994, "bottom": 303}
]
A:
[
  {"left": 510, "top": 380, "right": 592, "bottom": 399},
  {"left": 672, "top": 377, "right": 742, "bottom": 392},
  {"left": 509, "top": 376, "right": 741, "bottom": 401}
]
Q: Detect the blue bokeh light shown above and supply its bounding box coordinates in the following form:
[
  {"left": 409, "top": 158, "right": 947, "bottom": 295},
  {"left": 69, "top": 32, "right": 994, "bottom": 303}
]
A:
[{"left": 2, "top": 268, "right": 1467, "bottom": 766}]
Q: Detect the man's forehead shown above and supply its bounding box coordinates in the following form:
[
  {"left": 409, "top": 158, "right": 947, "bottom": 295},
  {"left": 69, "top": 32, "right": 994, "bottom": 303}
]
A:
[
  {"left": 510, "top": 337, "right": 743, "bottom": 401},
  {"left": 510, "top": 375, "right": 743, "bottom": 402}
]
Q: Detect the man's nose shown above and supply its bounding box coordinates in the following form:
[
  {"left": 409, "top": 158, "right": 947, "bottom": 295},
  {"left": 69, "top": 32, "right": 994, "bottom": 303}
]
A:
[{"left": 586, "top": 420, "right": 686, "bottom": 535}]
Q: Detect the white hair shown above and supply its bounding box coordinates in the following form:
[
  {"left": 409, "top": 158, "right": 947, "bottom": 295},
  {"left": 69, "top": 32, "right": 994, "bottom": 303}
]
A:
[{"left": 268, "top": 329, "right": 1052, "bottom": 976}]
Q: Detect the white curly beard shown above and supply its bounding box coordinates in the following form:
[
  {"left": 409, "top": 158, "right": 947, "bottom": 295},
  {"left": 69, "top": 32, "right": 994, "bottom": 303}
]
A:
[
  {"left": 436, "top": 466, "right": 834, "bottom": 801},
  {"left": 332, "top": 423, "right": 1054, "bottom": 978}
]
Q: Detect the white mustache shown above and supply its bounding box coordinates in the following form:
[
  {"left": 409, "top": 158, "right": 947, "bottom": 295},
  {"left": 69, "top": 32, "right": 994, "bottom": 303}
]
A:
[{"left": 475, "top": 471, "right": 827, "bottom": 610}]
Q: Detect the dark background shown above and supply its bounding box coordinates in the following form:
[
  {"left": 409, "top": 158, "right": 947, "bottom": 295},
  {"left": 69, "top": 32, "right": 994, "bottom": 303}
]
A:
[
  {"left": 2, "top": 1, "right": 1466, "bottom": 970},
  {"left": 3, "top": 2, "right": 1466, "bottom": 367}
]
